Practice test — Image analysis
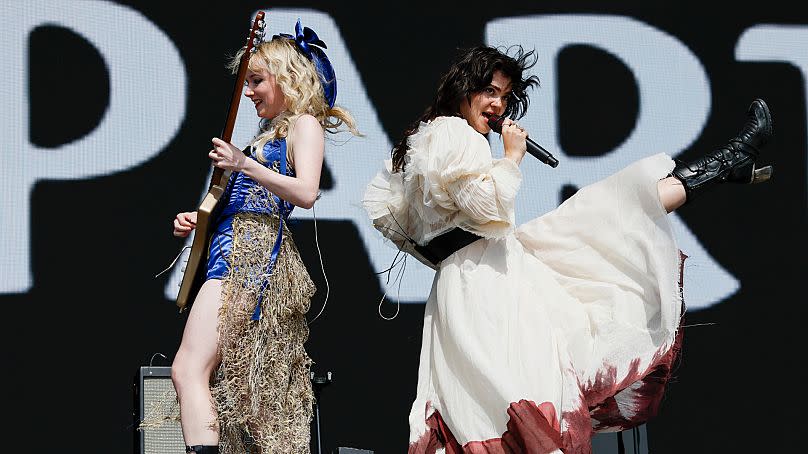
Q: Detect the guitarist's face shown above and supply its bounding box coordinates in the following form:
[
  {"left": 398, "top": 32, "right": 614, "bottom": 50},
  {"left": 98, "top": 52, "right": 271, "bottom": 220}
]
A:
[{"left": 244, "top": 69, "right": 287, "bottom": 120}]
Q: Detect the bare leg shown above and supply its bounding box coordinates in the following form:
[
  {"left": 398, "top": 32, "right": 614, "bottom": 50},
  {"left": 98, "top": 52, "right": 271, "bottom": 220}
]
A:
[
  {"left": 658, "top": 176, "right": 687, "bottom": 213},
  {"left": 172, "top": 279, "right": 224, "bottom": 446}
]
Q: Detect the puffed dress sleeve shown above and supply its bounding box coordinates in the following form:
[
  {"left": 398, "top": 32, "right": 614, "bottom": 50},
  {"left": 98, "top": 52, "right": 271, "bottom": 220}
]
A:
[{"left": 409, "top": 116, "right": 522, "bottom": 240}]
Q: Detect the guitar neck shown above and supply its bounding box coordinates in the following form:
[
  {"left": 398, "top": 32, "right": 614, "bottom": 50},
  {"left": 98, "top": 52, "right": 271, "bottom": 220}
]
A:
[
  {"left": 208, "top": 167, "right": 227, "bottom": 191},
  {"left": 206, "top": 12, "right": 264, "bottom": 192}
]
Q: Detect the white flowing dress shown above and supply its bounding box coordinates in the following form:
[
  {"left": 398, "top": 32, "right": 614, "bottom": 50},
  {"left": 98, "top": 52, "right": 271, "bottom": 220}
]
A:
[{"left": 363, "top": 116, "right": 685, "bottom": 454}]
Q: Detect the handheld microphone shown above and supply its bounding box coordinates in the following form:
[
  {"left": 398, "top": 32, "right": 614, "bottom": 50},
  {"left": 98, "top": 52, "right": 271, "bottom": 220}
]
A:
[{"left": 486, "top": 114, "right": 559, "bottom": 168}]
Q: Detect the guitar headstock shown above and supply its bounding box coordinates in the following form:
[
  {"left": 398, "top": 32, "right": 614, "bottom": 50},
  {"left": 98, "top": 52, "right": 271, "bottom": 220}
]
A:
[
  {"left": 243, "top": 11, "right": 266, "bottom": 56},
  {"left": 220, "top": 11, "right": 266, "bottom": 143}
]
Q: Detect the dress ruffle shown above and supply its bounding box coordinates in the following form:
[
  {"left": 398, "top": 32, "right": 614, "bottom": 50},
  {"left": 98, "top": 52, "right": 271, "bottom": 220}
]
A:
[{"left": 363, "top": 116, "right": 523, "bottom": 246}]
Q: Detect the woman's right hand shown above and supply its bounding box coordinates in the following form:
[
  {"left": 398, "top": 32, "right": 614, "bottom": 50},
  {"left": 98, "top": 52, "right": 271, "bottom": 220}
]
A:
[
  {"left": 501, "top": 118, "right": 528, "bottom": 164},
  {"left": 173, "top": 211, "right": 197, "bottom": 237}
]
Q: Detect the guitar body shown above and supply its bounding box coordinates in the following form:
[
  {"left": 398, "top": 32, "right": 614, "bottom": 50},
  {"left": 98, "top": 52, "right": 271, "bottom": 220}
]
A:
[
  {"left": 176, "top": 169, "right": 231, "bottom": 311},
  {"left": 175, "top": 11, "right": 265, "bottom": 312}
]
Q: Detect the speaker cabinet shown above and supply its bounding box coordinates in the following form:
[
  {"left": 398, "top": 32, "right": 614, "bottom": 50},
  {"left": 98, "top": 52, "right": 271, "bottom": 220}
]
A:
[
  {"left": 134, "top": 366, "right": 185, "bottom": 454},
  {"left": 134, "top": 366, "right": 378, "bottom": 454}
]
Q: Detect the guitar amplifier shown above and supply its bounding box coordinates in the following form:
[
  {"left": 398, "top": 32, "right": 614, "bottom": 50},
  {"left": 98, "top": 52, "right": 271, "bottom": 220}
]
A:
[
  {"left": 134, "top": 366, "right": 185, "bottom": 454},
  {"left": 134, "top": 366, "right": 375, "bottom": 454}
]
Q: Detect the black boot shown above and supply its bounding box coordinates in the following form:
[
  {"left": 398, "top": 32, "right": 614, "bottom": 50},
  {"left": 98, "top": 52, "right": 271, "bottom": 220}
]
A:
[
  {"left": 186, "top": 445, "right": 219, "bottom": 454},
  {"left": 672, "top": 98, "right": 773, "bottom": 203}
]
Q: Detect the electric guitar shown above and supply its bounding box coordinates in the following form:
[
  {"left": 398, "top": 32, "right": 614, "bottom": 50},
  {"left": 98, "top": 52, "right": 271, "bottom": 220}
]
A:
[{"left": 176, "top": 11, "right": 266, "bottom": 312}]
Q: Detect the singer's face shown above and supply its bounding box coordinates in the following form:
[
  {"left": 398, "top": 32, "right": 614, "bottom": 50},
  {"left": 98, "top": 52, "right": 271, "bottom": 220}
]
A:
[{"left": 460, "top": 70, "right": 512, "bottom": 134}]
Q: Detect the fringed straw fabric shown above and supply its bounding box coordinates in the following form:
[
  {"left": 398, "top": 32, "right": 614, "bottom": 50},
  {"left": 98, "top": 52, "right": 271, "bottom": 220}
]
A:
[{"left": 214, "top": 212, "right": 315, "bottom": 453}]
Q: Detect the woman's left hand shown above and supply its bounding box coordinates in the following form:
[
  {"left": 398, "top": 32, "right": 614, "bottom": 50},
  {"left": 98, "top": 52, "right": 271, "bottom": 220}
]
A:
[{"left": 209, "top": 137, "right": 247, "bottom": 172}]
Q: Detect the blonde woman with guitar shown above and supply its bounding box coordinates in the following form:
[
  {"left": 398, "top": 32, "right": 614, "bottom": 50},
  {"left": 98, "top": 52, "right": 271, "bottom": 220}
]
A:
[{"left": 170, "top": 18, "right": 359, "bottom": 454}]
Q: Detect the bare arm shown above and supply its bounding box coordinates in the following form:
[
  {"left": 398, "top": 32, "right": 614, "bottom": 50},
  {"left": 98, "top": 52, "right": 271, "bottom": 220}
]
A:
[{"left": 209, "top": 114, "right": 324, "bottom": 209}]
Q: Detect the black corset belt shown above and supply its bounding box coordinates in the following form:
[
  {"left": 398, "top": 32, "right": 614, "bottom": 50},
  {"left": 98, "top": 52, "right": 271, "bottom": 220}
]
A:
[{"left": 413, "top": 227, "right": 483, "bottom": 267}]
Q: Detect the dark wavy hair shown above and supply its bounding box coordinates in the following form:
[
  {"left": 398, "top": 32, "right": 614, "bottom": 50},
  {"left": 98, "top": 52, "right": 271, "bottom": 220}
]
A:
[{"left": 391, "top": 45, "right": 540, "bottom": 172}]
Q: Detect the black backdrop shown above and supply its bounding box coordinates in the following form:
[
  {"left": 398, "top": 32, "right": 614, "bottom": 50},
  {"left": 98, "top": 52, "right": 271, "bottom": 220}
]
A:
[{"left": 2, "top": 1, "right": 806, "bottom": 452}]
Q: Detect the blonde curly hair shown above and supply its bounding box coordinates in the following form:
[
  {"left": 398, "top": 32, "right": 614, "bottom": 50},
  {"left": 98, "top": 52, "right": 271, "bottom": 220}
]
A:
[{"left": 230, "top": 38, "right": 360, "bottom": 164}]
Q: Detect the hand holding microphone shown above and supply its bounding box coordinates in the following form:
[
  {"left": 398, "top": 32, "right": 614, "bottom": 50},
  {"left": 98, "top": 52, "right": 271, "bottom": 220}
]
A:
[{"left": 485, "top": 114, "right": 559, "bottom": 168}]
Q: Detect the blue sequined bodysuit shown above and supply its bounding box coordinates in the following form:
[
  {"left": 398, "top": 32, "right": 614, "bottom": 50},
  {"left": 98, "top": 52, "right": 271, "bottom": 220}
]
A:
[{"left": 205, "top": 138, "right": 295, "bottom": 280}]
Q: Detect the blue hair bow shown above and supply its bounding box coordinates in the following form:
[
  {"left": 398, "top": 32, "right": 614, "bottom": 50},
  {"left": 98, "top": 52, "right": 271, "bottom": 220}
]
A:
[{"left": 274, "top": 19, "right": 337, "bottom": 108}]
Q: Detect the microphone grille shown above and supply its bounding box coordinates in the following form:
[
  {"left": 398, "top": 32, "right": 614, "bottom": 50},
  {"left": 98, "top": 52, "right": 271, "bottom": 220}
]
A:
[{"left": 486, "top": 114, "right": 504, "bottom": 133}]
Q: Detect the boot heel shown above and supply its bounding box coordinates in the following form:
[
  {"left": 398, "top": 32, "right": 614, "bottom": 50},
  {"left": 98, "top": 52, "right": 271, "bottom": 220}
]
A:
[
  {"left": 186, "top": 446, "right": 219, "bottom": 454},
  {"left": 751, "top": 165, "right": 773, "bottom": 184},
  {"left": 728, "top": 161, "right": 754, "bottom": 183}
]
